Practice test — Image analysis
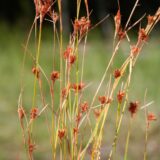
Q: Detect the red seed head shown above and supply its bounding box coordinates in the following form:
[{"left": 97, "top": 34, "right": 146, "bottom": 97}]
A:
[
  {"left": 147, "top": 112, "right": 156, "bottom": 128},
  {"left": 114, "top": 69, "right": 121, "bottom": 79},
  {"left": 58, "top": 129, "right": 65, "bottom": 140},
  {"left": 131, "top": 45, "right": 140, "bottom": 56},
  {"left": 73, "top": 19, "right": 81, "bottom": 33},
  {"left": 64, "top": 47, "right": 72, "bottom": 59},
  {"left": 68, "top": 55, "right": 76, "bottom": 64},
  {"left": 147, "top": 113, "right": 156, "bottom": 121},
  {"left": 72, "top": 83, "right": 85, "bottom": 92},
  {"left": 32, "top": 67, "right": 40, "bottom": 79},
  {"left": 98, "top": 96, "right": 112, "bottom": 105},
  {"left": 117, "top": 90, "right": 125, "bottom": 104},
  {"left": 30, "top": 107, "right": 38, "bottom": 119},
  {"left": 34, "top": 0, "right": 51, "bottom": 20},
  {"left": 29, "top": 143, "right": 36, "bottom": 154},
  {"left": 73, "top": 17, "right": 90, "bottom": 35},
  {"left": 98, "top": 96, "right": 107, "bottom": 105},
  {"left": 114, "top": 9, "right": 121, "bottom": 34},
  {"left": 115, "top": 10, "right": 121, "bottom": 23},
  {"left": 80, "top": 101, "right": 89, "bottom": 113},
  {"left": 51, "top": 71, "right": 60, "bottom": 82},
  {"left": 118, "top": 28, "right": 125, "bottom": 40},
  {"left": 128, "top": 101, "right": 139, "bottom": 117},
  {"left": 138, "top": 28, "right": 148, "bottom": 41}
]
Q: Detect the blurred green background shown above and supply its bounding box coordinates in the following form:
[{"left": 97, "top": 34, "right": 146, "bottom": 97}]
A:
[{"left": 0, "top": 0, "right": 160, "bottom": 159}]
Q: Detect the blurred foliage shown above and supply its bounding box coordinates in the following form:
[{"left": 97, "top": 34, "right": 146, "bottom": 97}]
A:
[{"left": 0, "top": 21, "right": 160, "bottom": 159}]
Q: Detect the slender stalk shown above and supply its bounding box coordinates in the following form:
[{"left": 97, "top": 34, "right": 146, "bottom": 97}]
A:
[
  {"left": 58, "top": 0, "right": 63, "bottom": 109},
  {"left": 32, "top": 21, "right": 43, "bottom": 109},
  {"left": 144, "top": 115, "right": 148, "bottom": 160},
  {"left": 124, "top": 117, "right": 132, "bottom": 160},
  {"left": 116, "top": 103, "right": 121, "bottom": 128},
  {"left": 144, "top": 90, "right": 148, "bottom": 160}
]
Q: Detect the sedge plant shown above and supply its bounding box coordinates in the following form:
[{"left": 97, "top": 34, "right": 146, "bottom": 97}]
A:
[{"left": 18, "top": 0, "right": 159, "bottom": 159}]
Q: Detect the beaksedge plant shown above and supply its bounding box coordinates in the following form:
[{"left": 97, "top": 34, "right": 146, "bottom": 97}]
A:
[{"left": 18, "top": 0, "right": 159, "bottom": 159}]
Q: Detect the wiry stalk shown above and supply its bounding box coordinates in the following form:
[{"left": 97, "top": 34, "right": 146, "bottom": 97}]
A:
[{"left": 124, "top": 118, "right": 132, "bottom": 160}]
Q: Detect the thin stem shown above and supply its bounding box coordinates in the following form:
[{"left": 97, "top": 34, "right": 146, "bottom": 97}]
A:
[
  {"left": 124, "top": 117, "right": 132, "bottom": 160},
  {"left": 144, "top": 89, "right": 148, "bottom": 160},
  {"left": 32, "top": 21, "right": 43, "bottom": 108},
  {"left": 125, "top": 0, "right": 139, "bottom": 29}
]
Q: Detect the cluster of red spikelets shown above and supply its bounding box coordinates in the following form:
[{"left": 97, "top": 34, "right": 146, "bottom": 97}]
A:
[
  {"left": 34, "top": 0, "right": 52, "bottom": 20},
  {"left": 32, "top": 67, "right": 40, "bottom": 79},
  {"left": 72, "top": 83, "right": 85, "bottom": 93},
  {"left": 30, "top": 107, "right": 39, "bottom": 119},
  {"left": 98, "top": 96, "right": 112, "bottom": 105},
  {"left": 73, "top": 16, "right": 91, "bottom": 36},
  {"left": 63, "top": 46, "right": 77, "bottom": 67},
  {"left": 117, "top": 90, "right": 125, "bottom": 104},
  {"left": 50, "top": 71, "right": 60, "bottom": 83},
  {"left": 114, "top": 9, "right": 126, "bottom": 40},
  {"left": 58, "top": 101, "right": 89, "bottom": 140},
  {"left": 114, "top": 69, "right": 121, "bottom": 79},
  {"left": 147, "top": 112, "right": 157, "bottom": 128},
  {"left": 58, "top": 129, "right": 66, "bottom": 140},
  {"left": 128, "top": 101, "right": 139, "bottom": 118}
]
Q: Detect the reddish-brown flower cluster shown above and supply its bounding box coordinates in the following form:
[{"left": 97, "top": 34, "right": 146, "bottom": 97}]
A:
[
  {"left": 34, "top": 0, "right": 52, "bottom": 20},
  {"left": 98, "top": 96, "right": 106, "bottom": 104},
  {"left": 29, "top": 143, "right": 36, "bottom": 155},
  {"left": 114, "top": 69, "right": 121, "bottom": 79},
  {"left": 30, "top": 107, "right": 38, "bottom": 119},
  {"left": 50, "top": 71, "right": 60, "bottom": 82},
  {"left": 58, "top": 129, "right": 65, "bottom": 140},
  {"left": 72, "top": 83, "right": 85, "bottom": 92},
  {"left": 138, "top": 28, "right": 148, "bottom": 41},
  {"left": 63, "top": 46, "right": 76, "bottom": 65},
  {"left": 147, "top": 15, "right": 154, "bottom": 25},
  {"left": 131, "top": 45, "right": 140, "bottom": 56},
  {"left": 117, "top": 90, "right": 125, "bottom": 104},
  {"left": 80, "top": 101, "right": 89, "bottom": 113},
  {"left": 64, "top": 46, "right": 73, "bottom": 59},
  {"left": 147, "top": 112, "right": 157, "bottom": 121},
  {"left": 73, "top": 17, "right": 91, "bottom": 35},
  {"left": 147, "top": 112, "right": 157, "bottom": 128},
  {"left": 128, "top": 101, "right": 139, "bottom": 117},
  {"left": 114, "top": 10, "right": 121, "bottom": 35},
  {"left": 98, "top": 96, "right": 112, "bottom": 105},
  {"left": 118, "top": 28, "right": 126, "bottom": 40},
  {"left": 68, "top": 55, "right": 76, "bottom": 65},
  {"left": 18, "top": 107, "right": 25, "bottom": 119},
  {"left": 32, "top": 67, "right": 40, "bottom": 79}
]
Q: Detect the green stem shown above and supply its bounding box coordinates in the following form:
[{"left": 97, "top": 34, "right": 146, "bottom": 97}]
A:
[
  {"left": 124, "top": 117, "right": 132, "bottom": 160},
  {"left": 32, "top": 21, "right": 42, "bottom": 109}
]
